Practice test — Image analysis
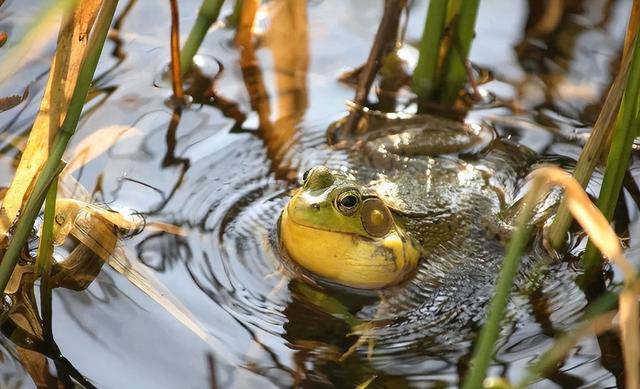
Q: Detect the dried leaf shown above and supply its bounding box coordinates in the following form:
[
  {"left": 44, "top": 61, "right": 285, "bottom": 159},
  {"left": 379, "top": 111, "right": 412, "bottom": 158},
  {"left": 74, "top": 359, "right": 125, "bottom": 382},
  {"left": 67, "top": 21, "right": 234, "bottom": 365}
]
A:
[
  {"left": 0, "top": 0, "right": 101, "bottom": 240},
  {"left": 47, "top": 195, "right": 232, "bottom": 364}
]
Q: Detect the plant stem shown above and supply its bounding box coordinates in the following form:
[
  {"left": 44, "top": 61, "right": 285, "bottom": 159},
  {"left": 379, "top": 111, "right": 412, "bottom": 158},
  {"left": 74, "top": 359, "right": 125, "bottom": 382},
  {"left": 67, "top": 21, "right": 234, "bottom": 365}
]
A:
[
  {"left": 461, "top": 177, "right": 544, "bottom": 389},
  {"left": 439, "top": 0, "right": 480, "bottom": 104},
  {"left": 341, "top": 0, "right": 405, "bottom": 137},
  {"left": 180, "top": 0, "right": 225, "bottom": 76},
  {"left": 412, "top": 0, "right": 448, "bottom": 104},
  {"left": 169, "top": 0, "right": 185, "bottom": 100},
  {"left": 582, "top": 27, "right": 640, "bottom": 279},
  {"left": 35, "top": 180, "right": 57, "bottom": 340},
  {"left": 0, "top": 0, "right": 118, "bottom": 294},
  {"left": 226, "top": 0, "right": 243, "bottom": 28},
  {"left": 548, "top": 4, "right": 639, "bottom": 250},
  {"left": 547, "top": 52, "right": 631, "bottom": 250}
]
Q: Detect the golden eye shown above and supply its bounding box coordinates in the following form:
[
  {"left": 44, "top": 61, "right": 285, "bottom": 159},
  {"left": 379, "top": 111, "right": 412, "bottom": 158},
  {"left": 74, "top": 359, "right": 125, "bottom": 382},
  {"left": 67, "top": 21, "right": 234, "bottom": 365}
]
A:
[{"left": 336, "top": 191, "right": 360, "bottom": 215}]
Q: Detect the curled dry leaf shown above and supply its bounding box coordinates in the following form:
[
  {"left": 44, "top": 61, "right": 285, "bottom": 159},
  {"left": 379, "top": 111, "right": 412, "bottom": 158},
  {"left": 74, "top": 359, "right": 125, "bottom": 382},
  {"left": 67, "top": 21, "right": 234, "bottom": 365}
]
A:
[{"left": 45, "top": 196, "right": 235, "bottom": 364}]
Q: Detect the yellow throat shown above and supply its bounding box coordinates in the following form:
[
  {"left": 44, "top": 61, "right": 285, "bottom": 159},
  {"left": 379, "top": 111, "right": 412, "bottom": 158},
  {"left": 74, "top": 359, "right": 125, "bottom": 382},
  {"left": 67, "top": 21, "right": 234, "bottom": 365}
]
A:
[{"left": 279, "top": 206, "right": 420, "bottom": 289}]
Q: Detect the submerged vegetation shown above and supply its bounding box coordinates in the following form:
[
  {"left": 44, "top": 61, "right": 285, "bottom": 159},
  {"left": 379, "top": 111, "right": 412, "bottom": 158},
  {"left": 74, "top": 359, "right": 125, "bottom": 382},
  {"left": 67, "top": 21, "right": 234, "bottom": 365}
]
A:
[{"left": 0, "top": 0, "right": 639, "bottom": 387}]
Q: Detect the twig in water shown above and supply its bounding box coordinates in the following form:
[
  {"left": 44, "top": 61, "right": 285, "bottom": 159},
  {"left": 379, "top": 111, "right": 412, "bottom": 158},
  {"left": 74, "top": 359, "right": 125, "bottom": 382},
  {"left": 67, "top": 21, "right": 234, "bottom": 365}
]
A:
[
  {"left": 169, "top": 0, "right": 185, "bottom": 101},
  {"left": 340, "top": 0, "right": 406, "bottom": 139}
]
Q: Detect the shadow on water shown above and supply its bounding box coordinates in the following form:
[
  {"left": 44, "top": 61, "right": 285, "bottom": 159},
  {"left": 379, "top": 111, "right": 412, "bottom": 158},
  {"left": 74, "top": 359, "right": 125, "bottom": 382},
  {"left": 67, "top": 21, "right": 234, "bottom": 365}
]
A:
[{"left": 0, "top": 0, "right": 639, "bottom": 388}]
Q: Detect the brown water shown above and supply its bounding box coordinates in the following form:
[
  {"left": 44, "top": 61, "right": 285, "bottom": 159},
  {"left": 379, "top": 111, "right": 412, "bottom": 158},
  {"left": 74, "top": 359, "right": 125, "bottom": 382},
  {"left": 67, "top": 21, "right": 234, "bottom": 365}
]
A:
[{"left": 1, "top": 0, "right": 639, "bottom": 388}]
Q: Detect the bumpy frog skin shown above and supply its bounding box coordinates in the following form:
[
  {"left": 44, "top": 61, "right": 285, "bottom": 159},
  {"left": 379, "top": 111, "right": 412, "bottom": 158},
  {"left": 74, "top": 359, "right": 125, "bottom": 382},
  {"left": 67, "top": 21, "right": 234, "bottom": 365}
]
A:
[
  {"left": 279, "top": 111, "right": 535, "bottom": 292},
  {"left": 279, "top": 166, "right": 420, "bottom": 289}
]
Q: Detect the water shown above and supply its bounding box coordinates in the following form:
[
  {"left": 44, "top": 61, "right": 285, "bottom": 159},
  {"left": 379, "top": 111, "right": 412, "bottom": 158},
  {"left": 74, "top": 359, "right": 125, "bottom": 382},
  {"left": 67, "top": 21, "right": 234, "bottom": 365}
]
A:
[{"left": 1, "top": 0, "right": 638, "bottom": 387}]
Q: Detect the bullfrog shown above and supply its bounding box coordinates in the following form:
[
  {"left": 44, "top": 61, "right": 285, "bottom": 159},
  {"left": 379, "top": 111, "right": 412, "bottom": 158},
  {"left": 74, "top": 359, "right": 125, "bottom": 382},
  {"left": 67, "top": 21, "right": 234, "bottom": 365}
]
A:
[{"left": 279, "top": 110, "right": 536, "bottom": 291}]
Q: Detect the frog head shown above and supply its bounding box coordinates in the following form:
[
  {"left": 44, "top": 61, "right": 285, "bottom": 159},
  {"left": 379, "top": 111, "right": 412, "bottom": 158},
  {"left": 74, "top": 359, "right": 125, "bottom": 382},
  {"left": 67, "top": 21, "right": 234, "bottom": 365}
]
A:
[{"left": 279, "top": 166, "right": 420, "bottom": 289}]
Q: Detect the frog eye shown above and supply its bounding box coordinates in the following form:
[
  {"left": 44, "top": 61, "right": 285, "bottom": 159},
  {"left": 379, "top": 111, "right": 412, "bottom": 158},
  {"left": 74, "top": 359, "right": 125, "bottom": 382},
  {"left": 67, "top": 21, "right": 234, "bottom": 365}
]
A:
[
  {"left": 360, "top": 198, "right": 391, "bottom": 238},
  {"left": 336, "top": 191, "right": 360, "bottom": 215},
  {"left": 303, "top": 166, "right": 334, "bottom": 189}
]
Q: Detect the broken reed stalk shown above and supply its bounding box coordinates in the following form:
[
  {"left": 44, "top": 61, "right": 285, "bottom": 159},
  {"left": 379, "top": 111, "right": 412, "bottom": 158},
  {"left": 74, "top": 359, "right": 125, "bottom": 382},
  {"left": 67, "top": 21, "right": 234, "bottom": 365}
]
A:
[
  {"left": 581, "top": 24, "right": 640, "bottom": 279},
  {"left": 179, "top": 0, "right": 225, "bottom": 76},
  {"left": 462, "top": 166, "right": 636, "bottom": 388},
  {"left": 547, "top": 51, "right": 631, "bottom": 250},
  {"left": 0, "top": 0, "right": 118, "bottom": 293},
  {"left": 168, "top": 0, "right": 185, "bottom": 100},
  {"left": 548, "top": 2, "right": 639, "bottom": 250}
]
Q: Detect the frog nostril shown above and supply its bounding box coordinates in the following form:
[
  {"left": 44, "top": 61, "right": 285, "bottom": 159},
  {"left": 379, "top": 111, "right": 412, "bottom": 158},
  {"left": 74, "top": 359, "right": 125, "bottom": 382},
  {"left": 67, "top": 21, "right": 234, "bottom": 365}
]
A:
[{"left": 312, "top": 203, "right": 320, "bottom": 210}]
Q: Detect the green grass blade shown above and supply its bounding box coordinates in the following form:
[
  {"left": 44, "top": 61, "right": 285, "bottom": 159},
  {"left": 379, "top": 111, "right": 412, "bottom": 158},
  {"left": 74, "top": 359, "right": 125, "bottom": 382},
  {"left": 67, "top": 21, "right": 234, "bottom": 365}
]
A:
[
  {"left": 582, "top": 28, "right": 640, "bottom": 278},
  {"left": 35, "top": 180, "right": 57, "bottom": 338},
  {"left": 412, "top": 0, "right": 448, "bottom": 104},
  {"left": 547, "top": 51, "right": 631, "bottom": 250},
  {"left": 439, "top": 0, "right": 480, "bottom": 104},
  {"left": 180, "top": 0, "right": 225, "bottom": 76},
  {"left": 461, "top": 178, "right": 545, "bottom": 389}
]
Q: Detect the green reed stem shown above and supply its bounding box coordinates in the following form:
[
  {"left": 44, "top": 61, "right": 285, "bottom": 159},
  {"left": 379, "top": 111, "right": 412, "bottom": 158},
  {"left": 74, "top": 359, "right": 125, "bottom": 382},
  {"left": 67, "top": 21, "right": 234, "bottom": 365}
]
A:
[
  {"left": 582, "top": 29, "right": 640, "bottom": 279},
  {"left": 462, "top": 178, "right": 545, "bottom": 389},
  {"left": 226, "top": 0, "right": 243, "bottom": 28},
  {"left": 180, "top": 0, "right": 225, "bottom": 76},
  {"left": 35, "top": 181, "right": 57, "bottom": 278},
  {"left": 412, "top": 0, "right": 448, "bottom": 104},
  {"left": 439, "top": 0, "right": 480, "bottom": 104},
  {"left": 35, "top": 180, "right": 57, "bottom": 339},
  {"left": 0, "top": 0, "right": 118, "bottom": 294}
]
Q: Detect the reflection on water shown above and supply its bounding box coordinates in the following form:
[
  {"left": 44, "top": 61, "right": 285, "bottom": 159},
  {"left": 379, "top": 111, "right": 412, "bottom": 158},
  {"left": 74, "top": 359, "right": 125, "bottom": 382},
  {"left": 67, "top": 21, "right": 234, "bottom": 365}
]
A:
[{"left": 0, "top": 0, "right": 638, "bottom": 387}]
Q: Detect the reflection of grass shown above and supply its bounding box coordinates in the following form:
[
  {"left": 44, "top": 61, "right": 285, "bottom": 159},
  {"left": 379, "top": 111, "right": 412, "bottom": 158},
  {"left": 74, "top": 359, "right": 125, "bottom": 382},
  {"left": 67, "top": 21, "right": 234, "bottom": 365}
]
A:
[{"left": 514, "top": 291, "right": 618, "bottom": 388}]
